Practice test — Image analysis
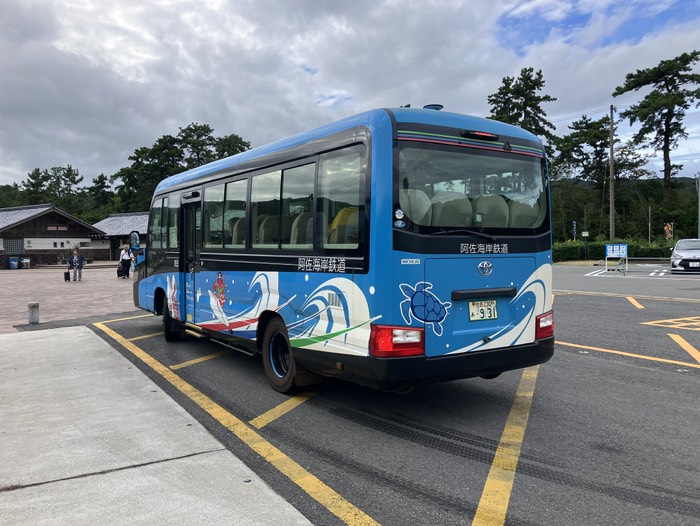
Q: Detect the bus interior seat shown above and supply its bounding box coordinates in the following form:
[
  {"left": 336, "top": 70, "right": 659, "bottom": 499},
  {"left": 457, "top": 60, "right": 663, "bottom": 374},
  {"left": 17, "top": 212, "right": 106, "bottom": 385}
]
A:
[
  {"left": 507, "top": 200, "right": 540, "bottom": 228},
  {"left": 307, "top": 212, "right": 326, "bottom": 244},
  {"left": 431, "top": 196, "right": 472, "bottom": 227},
  {"left": 399, "top": 189, "right": 431, "bottom": 225},
  {"left": 474, "top": 195, "right": 509, "bottom": 227},
  {"left": 258, "top": 215, "right": 279, "bottom": 244},
  {"left": 430, "top": 191, "right": 463, "bottom": 203},
  {"left": 327, "top": 207, "right": 359, "bottom": 244},
  {"left": 225, "top": 218, "right": 236, "bottom": 244},
  {"left": 231, "top": 218, "right": 246, "bottom": 245},
  {"left": 290, "top": 212, "right": 313, "bottom": 245},
  {"left": 279, "top": 214, "right": 293, "bottom": 245}
]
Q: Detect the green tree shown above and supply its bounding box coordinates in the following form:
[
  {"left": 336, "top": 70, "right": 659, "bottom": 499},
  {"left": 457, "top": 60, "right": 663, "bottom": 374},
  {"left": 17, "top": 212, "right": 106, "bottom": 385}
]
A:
[
  {"left": 612, "top": 50, "right": 700, "bottom": 203},
  {"left": 86, "top": 174, "right": 113, "bottom": 208},
  {"left": 110, "top": 123, "right": 250, "bottom": 212},
  {"left": 0, "top": 183, "right": 24, "bottom": 208},
  {"left": 112, "top": 135, "right": 184, "bottom": 212},
  {"left": 554, "top": 115, "right": 611, "bottom": 187},
  {"left": 216, "top": 133, "right": 251, "bottom": 159},
  {"left": 20, "top": 168, "right": 52, "bottom": 203},
  {"left": 178, "top": 123, "right": 217, "bottom": 169},
  {"left": 47, "top": 165, "right": 83, "bottom": 199},
  {"left": 487, "top": 67, "right": 558, "bottom": 152}
]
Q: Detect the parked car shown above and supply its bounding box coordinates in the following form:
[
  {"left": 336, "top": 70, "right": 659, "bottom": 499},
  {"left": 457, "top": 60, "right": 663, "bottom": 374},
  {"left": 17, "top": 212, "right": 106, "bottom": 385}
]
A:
[{"left": 670, "top": 238, "right": 700, "bottom": 273}]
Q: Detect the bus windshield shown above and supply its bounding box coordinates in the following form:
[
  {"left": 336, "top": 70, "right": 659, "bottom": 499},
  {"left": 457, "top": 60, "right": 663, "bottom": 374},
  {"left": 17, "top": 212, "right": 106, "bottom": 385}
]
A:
[{"left": 397, "top": 142, "right": 547, "bottom": 231}]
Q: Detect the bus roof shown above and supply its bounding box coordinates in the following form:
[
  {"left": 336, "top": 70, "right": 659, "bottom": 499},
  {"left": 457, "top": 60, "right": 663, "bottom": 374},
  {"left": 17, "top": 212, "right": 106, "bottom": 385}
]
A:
[{"left": 154, "top": 107, "right": 543, "bottom": 195}]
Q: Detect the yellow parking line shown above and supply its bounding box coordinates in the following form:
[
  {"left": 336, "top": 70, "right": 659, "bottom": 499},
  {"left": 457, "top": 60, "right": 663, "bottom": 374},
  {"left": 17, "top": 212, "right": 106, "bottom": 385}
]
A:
[
  {"left": 472, "top": 366, "right": 539, "bottom": 526},
  {"left": 554, "top": 290, "right": 700, "bottom": 304},
  {"left": 170, "top": 350, "right": 232, "bottom": 370},
  {"left": 250, "top": 392, "right": 316, "bottom": 429},
  {"left": 101, "top": 314, "right": 153, "bottom": 323},
  {"left": 668, "top": 334, "right": 700, "bottom": 364},
  {"left": 626, "top": 297, "right": 644, "bottom": 309},
  {"left": 129, "top": 332, "right": 163, "bottom": 342},
  {"left": 557, "top": 341, "right": 700, "bottom": 369},
  {"left": 93, "top": 322, "right": 378, "bottom": 526},
  {"left": 641, "top": 316, "right": 700, "bottom": 331}
]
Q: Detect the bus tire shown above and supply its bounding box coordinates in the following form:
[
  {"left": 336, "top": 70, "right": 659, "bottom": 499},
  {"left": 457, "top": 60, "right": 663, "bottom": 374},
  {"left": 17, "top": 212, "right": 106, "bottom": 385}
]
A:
[
  {"left": 262, "top": 317, "right": 298, "bottom": 394},
  {"left": 163, "top": 297, "right": 182, "bottom": 342}
]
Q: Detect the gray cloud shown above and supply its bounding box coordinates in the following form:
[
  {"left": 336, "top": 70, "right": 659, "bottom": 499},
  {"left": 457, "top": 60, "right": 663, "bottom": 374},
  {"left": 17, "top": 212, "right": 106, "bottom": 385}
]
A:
[{"left": 0, "top": 0, "right": 698, "bottom": 187}]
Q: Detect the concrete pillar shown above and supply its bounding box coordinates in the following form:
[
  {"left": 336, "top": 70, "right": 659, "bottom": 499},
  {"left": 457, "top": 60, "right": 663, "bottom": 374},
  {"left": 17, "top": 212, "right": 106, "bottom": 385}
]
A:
[{"left": 28, "top": 302, "right": 40, "bottom": 325}]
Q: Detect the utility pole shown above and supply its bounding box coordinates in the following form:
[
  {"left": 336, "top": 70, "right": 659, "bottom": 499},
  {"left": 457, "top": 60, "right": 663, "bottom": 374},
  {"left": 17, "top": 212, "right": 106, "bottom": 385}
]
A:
[
  {"left": 609, "top": 104, "right": 616, "bottom": 240},
  {"left": 697, "top": 174, "right": 700, "bottom": 238}
]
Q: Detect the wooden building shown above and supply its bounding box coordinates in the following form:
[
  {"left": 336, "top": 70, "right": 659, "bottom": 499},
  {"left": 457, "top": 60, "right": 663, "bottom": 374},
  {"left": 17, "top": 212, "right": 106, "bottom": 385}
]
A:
[
  {"left": 92, "top": 212, "right": 149, "bottom": 260},
  {"left": 0, "top": 204, "right": 107, "bottom": 268}
]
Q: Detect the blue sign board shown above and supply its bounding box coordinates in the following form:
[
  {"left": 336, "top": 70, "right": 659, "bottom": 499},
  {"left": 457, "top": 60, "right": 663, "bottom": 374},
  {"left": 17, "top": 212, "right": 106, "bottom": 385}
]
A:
[{"left": 606, "top": 243, "right": 628, "bottom": 258}]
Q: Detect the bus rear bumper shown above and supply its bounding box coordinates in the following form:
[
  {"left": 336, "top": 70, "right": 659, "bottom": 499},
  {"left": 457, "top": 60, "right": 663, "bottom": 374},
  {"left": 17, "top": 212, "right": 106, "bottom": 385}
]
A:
[{"left": 296, "top": 337, "right": 554, "bottom": 390}]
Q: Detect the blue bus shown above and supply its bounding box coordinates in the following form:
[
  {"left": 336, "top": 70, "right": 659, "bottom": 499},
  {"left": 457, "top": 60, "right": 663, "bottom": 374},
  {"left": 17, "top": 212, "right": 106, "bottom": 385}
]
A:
[{"left": 130, "top": 107, "right": 554, "bottom": 393}]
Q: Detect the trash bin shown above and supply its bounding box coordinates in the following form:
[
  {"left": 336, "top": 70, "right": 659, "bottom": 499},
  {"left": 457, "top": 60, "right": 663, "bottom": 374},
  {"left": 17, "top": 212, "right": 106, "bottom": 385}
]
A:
[
  {"left": 8, "top": 257, "right": 19, "bottom": 269},
  {"left": 21, "top": 258, "right": 31, "bottom": 269}
]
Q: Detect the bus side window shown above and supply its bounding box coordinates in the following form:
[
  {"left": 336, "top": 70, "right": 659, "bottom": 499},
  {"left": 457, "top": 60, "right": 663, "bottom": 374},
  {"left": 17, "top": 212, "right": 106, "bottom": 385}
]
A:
[
  {"left": 281, "top": 163, "right": 315, "bottom": 250},
  {"left": 203, "top": 184, "right": 225, "bottom": 248},
  {"left": 167, "top": 194, "right": 180, "bottom": 249},
  {"left": 251, "top": 170, "right": 281, "bottom": 248},
  {"left": 149, "top": 198, "right": 164, "bottom": 249},
  {"left": 224, "top": 179, "right": 247, "bottom": 248},
  {"left": 319, "top": 144, "right": 365, "bottom": 251}
]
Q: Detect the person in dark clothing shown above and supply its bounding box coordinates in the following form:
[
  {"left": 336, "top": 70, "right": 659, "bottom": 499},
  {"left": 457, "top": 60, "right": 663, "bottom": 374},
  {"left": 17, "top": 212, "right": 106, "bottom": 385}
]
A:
[
  {"left": 119, "top": 245, "right": 133, "bottom": 278},
  {"left": 68, "top": 250, "right": 85, "bottom": 281}
]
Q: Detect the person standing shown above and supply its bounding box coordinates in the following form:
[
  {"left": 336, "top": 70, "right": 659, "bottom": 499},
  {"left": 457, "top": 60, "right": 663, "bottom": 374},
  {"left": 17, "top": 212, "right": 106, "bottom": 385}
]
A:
[
  {"left": 68, "top": 250, "right": 85, "bottom": 281},
  {"left": 119, "top": 245, "right": 133, "bottom": 278}
]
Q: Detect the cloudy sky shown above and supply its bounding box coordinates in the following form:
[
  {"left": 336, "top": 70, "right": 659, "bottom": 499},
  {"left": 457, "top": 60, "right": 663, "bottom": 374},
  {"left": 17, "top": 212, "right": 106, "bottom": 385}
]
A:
[{"left": 1, "top": 0, "right": 699, "bottom": 188}]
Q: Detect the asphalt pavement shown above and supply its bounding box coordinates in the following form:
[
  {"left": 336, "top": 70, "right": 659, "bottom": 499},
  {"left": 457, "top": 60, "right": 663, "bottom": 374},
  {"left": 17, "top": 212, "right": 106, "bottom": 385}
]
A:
[{"left": 0, "top": 264, "right": 312, "bottom": 525}]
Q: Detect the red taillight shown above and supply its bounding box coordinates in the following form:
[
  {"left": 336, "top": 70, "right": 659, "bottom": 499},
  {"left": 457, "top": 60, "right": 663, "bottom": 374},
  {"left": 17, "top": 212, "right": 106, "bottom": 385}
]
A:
[
  {"left": 369, "top": 324, "right": 425, "bottom": 357},
  {"left": 536, "top": 310, "right": 554, "bottom": 339}
]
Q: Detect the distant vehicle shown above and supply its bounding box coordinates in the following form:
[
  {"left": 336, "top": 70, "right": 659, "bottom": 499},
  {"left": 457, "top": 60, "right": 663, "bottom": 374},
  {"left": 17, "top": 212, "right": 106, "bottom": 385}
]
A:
[
  {"left": 130, "top": 107, "right": 554, "bottom": 393},
  {"left": 670, "top": 238, "right": 700, "bottom": 273}
]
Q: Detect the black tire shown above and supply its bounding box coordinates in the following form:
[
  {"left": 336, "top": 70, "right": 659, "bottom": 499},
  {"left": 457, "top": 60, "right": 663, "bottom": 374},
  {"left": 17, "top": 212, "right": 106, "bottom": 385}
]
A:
[
  {"left": 262, "top": 317, "right": 298, "bottom": 394},
  {"left": 163, "top": 296, "right": 182, "bottom": 342}
]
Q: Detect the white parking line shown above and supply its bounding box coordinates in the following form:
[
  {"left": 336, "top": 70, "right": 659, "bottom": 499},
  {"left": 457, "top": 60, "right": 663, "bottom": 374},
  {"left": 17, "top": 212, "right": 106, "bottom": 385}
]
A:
[{"left": 585, "top": 269, "right": 607, "bottom": 276}]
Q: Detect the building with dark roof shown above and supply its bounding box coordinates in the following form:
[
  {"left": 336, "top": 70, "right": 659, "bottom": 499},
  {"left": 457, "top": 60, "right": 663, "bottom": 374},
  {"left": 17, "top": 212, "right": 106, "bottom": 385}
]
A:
[
  {"left": 92, "top": 212, "right": 149, "bottom": 260},
  {"left": 0, "top": 204, "right": 107, "bottom": 268}
]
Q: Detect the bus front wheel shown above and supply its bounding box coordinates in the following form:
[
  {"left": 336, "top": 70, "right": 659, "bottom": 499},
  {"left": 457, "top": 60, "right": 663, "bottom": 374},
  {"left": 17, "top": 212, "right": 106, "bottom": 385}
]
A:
[
  {"left": 162, "top": 297, "right": 182, "bottom": 342},
  {"left": 262, "top": 318, "right": 298, "bottom": 394}
]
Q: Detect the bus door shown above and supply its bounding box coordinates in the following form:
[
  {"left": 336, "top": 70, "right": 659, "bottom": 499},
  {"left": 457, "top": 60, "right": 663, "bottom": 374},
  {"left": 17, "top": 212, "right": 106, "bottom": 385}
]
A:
[{"left": 182, "top": 191, "right": 202, "bottom": 325}]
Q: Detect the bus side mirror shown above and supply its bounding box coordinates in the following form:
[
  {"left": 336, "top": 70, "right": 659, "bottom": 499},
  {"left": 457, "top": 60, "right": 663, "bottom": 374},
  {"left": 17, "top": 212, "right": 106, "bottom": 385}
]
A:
[{"left": 130, "top": 231, "right": 140, "bottom": 249}]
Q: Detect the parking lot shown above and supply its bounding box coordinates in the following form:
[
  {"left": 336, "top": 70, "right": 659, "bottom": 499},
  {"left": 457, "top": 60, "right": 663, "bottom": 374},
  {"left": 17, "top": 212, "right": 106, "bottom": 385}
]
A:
[{"left": 2, "top": 263, "right": 699, "bottom": 525}]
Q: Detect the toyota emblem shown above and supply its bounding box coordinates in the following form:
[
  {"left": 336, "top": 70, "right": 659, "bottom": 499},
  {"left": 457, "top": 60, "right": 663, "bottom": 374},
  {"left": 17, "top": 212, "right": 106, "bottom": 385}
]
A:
[{"left": 477, "top": 261, "right": 493, "bottom": 276}]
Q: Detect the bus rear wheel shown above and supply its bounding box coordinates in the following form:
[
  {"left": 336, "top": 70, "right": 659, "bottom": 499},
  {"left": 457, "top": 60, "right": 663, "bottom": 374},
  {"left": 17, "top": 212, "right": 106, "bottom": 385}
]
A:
[
  {"left": 262, "top": 318, "right": 298, "bottom": 394},
  {"left": 162, "top": 296, "right": 182, "bottom": 342}
]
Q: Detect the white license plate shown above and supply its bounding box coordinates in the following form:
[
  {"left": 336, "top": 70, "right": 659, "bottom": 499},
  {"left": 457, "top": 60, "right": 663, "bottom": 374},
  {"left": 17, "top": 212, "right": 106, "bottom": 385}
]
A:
[
  {"left": 690, "top": 262, "right": 700, "bottom": 268},
  {"left": 469, "top": 300, "right": 498, "bottom": 321}
]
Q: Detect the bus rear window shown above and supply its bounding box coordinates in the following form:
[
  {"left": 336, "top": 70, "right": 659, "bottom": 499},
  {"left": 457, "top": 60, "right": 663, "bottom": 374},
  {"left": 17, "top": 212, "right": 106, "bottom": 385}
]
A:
[{"left": 397, "top": 143, "right": 546, "bottom": 231}]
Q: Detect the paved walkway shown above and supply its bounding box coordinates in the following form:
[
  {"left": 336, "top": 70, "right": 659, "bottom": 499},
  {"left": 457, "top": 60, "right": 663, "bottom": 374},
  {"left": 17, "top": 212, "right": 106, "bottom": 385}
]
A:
[
  {"left": 0, "top": 264, "right": 312, "bottom": 525},
  {"left": 0, "top": 263, "right": 136, "bottom": 334}
]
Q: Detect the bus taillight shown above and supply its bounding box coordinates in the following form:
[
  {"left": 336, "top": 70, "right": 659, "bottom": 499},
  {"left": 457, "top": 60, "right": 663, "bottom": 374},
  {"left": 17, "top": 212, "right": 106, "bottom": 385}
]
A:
[
  {"left": 535, "top": 311, "right": 554, "bottom": 340},
  {"left": 369, "top": 325, "right": 425, "bottom": 357}
]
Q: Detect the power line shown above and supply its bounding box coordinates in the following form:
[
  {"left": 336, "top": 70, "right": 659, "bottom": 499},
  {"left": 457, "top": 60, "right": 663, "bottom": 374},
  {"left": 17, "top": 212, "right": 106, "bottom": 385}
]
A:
[{"left": 551, "top": 104, "right": 632, "bottom": 124}]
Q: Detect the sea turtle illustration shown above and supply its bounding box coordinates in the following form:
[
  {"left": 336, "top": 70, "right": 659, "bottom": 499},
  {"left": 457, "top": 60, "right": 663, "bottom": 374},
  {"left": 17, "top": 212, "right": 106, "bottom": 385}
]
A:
[{"left": 399, "top": 281, "right": 451, "bottom": 336}]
